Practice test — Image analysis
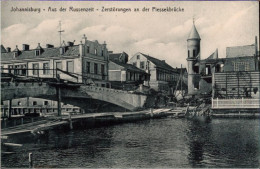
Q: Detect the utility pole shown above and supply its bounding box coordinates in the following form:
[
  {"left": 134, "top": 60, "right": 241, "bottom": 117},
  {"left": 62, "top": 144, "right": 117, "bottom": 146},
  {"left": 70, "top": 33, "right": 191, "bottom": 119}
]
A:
[{"left": 58, "top": 21, "right": 65, "bottom": 47}]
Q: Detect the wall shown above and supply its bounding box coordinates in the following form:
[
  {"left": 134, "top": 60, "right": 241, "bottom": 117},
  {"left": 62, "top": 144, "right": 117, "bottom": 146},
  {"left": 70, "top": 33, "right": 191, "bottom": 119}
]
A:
[
  {"left": 226, "top": 45, "right": 256, "bottom": 58},
  {"left": 224, "top": 56, "right": 256, "bottom": 72},
  {"left": 213, "top": 71, "right": 260, "bottom": 99}
]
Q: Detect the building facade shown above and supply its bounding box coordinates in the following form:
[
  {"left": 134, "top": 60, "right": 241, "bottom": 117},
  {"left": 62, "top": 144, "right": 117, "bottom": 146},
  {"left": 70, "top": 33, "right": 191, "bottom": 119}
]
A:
[
  {"left": 108, "top": 52, "right": 149, "bottom": 90},
  {"left": 186, "top": 23, "right": 259, "bottom": 98},
  {"left": 128, "top": 52, "right": 179, "bottom": 95},
  {"left": 1, "top": 35, "right": 110, "bottom": 116}
]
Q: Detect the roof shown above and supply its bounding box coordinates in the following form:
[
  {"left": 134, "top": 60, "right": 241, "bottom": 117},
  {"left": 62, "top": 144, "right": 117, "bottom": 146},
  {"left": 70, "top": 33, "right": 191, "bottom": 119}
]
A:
[
  {"left": 205, "top": 49, "right": 218, "bottom": 60},
  {"left": 1, "top": 45, "right": 79, "bottom": 61},
  {"left": 1, "top": 45, "right": 7, "bottom": 53},
  {"left": 187, "top": 24, "right": 200, "bottom": 40},
  {"left": 111, "top": 60, "right": 148, "bottom": 74},
  {"left": 176, "top": 68, "right": 187, "bottom": 74},
  {"left": 140, "top": 53, "right": 177, "bottom": 72},
  {"left": 109, "top": 53, "right": 122, "bottom": 61}
]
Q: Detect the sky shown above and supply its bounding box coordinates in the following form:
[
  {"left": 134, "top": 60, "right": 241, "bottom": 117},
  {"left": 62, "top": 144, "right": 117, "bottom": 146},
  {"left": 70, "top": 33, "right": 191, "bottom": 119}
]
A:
[{"left": 1, "top": 1, "right": 259, "bottom": 68}]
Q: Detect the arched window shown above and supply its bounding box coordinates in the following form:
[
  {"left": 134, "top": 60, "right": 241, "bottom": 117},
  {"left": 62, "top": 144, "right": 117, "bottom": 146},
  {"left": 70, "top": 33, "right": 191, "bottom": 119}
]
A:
[{"left": 95, "top": 49, "right": 97, "bottom": 55}]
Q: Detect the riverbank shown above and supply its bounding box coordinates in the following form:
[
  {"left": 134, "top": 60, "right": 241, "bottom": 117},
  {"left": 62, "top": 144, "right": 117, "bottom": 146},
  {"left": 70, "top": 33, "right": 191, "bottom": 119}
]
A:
[{"left": 1, "top": 108, "right": 174, "bottom": 138}]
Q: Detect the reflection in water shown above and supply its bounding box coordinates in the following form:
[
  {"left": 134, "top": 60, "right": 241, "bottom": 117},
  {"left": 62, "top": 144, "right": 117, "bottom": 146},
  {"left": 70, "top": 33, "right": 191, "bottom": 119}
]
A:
[
  {"left": 187, "top": 118, "right": 212, "bottom": 167},
  {"left": 1, "top": 118, "right": 260, "bottom": 168}
]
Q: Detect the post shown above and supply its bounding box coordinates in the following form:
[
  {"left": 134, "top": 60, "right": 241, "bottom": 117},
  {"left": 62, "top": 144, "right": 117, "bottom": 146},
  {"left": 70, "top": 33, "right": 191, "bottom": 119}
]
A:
[
  {"left": 212, "top": 97, "right": 213, "bottom": 108},
  {"left": 150, "top": 108, "right": 153, "bottom": 117},
  {"left": 8, "top": 99, "right": 12, "bottom": 119},
  {"left": 216, "top": 98, "right": 218, "bottom": 108},
  {"left": 69, "top": 112, "right": 73, "bottom": 130},
  {"left": 56, "top": 74, "right": 61, "bottom": 116},
  {"left": 29, "top": 152, "right": 33, "bottom": 168},
  {"left": 56, "top": 87, "right": 62, "bottom": 116}
]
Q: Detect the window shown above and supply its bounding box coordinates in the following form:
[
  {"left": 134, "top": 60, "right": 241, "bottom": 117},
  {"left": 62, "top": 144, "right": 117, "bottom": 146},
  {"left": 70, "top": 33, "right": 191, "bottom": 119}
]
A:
[
  {"left": 32, "top": 101, "right": 37, "bottom": 106},
  {"left": 193, "top": 50, "right": 196, "bottom": 57},
  {"left": 133, "top": 62, "right": 137, "bottom": 67},
  {"left": 56, "top": 62, "right": 62, "bottom": 74},
  {"left": 8, "top": 65, "right": 13, "bottom": 74},
  {"left": 32, "top": 63, "right": 39, "bottom": 75},
  {"left": 205, "top": 65, "right": 211, "bottom": 75},
  {"left": 14, "top": 65, "right": 19, "bottom": 75},
  {"left": 233, "top": 62, "right": 250, "bottom": 71},
  {"left": 101, "top": 64, "right": 105, "bottom": 75},
  {"left": 14, "top": 52, "right": 18, "bottom": 58},
  {"left": 94, "top": 63, "right": 98, "bottom": 74},
  {"left": 43, "top": 63, "right": 49, "bottom": 75},
  {"left": 87, "top": 46, "right": 90, "bottom": 53},
  {"left": 137, "top": 55, "right": 140, "bottom": 59},
  {"left": 193, "top": 66, "right": 199, "bottom": 73},
  {"left": 21, "top": 64, "right": 27, "bottom": 76},
  {"left": 44, "top": 101, "right": 49, "bottom": 105},
  {"left": 101, "top": 50, "right": 104, "bottom": 56},
  {"left": 66, "top": 61, "right": 74, "bottom": 73},
  {"left": 140, "top": 61, "right": 145, "bottom": 69},
  {"left": 86, "top": 62, "right": 90, "bottom": 73},
  {"left": 188, "top": 50, "right": 190, "bottom": 58},
  {"left": 95, "top": 49, "right": 97, "bottom": 55},
  {"left": 18, "top": 101, "right": 21, "bottom": 106},
  {"left": 35, "top": 50, "right": 40, "bottom": 56}
]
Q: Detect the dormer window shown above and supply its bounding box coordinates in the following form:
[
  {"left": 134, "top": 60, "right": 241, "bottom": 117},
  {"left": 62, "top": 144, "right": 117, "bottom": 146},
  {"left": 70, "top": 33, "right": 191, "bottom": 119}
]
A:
[
  {"left": 137, "top": 55, "right": 140, "bottom": 59},
  {"left": 35, "top": 50, "right": 40, "bottom": 56},
  {"left": 86, "top": 46, "right": 90, "bottom": 53},
  {"left": 101, "top": 50, "right": 104, "bottom": 56},
  {"left": 35, "top": 43, "right": 43, "bottom": 56},
  {"left": 14, "top": 52, "right": 18, "bottom": 58}
]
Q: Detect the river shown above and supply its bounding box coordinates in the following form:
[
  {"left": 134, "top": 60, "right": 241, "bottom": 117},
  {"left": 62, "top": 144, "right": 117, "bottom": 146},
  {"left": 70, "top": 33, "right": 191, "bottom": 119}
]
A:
[{"left": 1, "top": 118, "right": 260, "bottom": 168}]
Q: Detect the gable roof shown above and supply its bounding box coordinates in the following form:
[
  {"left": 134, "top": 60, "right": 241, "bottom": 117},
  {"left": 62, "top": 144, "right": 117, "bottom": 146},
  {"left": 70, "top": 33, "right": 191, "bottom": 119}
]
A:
[
  {"left": 1, "top": 45, "right": 80, "bottom": 61},
  {"left": 1, "top": 45, "right": 7, "bottom": 53},
  {"left": 140, "top": 53, "right": 177, "bottom": 72},
  {"left": 205, "top": 49, "right": 218, "bottom": 60},
  {"left": 111, "top": 60, "right": 148, "bottom": 74}
]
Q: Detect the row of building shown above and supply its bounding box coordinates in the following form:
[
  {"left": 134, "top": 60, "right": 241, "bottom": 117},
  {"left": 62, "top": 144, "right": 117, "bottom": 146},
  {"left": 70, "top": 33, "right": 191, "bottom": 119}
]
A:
[
  {"left": 1, "top": 22, "right": 259, "bottom": 116},
  {"left": 1, "top": 36, "right": 181, "bottom": 115}
]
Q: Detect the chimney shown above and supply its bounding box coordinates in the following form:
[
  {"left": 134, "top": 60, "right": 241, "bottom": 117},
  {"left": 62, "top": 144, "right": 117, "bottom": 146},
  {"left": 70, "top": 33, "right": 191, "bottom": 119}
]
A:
[
  {"left": 67, "top": 41, "right": 74, "bottom": 47},
  {"left": 103, "top": 41, "right": 107, "bottom": 48},
  {"left": 23, "top": 44, "right": 30, "bottom": 51},
  {"left": 79, "top": 41, "right": 84, "bottom": 56},
  {"left": 60, "top": 47, "right": 64, "bottom": 55},
  {"left": 6, "top": 47, "right": 11, "bottom": 52},
  {"left": 46, "top": 44, "right": 54, "bottom": 48},
  {"left": 83, "top": 34, "right": 87, "bottom": 43}
]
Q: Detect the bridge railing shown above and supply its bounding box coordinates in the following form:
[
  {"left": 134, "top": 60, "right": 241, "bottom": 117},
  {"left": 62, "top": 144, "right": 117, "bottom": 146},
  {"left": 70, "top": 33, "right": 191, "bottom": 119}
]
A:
[
  {"left": 212, "top": 98, "right": 260, "bottom": 109},
  {"left": 1, "top": 68, "right": 81, "bottom": 83}
]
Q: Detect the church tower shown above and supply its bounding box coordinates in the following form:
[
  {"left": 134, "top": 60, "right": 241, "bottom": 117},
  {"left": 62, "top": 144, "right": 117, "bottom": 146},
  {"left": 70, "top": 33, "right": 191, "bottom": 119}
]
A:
[{"left": 187, "top": 21, "right": 201, "bottom": 95}]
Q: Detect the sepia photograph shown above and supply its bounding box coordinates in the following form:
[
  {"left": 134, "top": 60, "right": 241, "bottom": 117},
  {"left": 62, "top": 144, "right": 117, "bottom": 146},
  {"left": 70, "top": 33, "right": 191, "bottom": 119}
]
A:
[{"left": 1, "top": 0, "right": 259, "bottom": 168}]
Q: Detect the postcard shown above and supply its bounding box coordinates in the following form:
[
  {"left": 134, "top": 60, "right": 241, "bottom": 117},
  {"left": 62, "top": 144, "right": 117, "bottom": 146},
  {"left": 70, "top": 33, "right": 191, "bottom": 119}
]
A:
[{"left": 1, "top": 1, "right": 259, "bottom": 168}]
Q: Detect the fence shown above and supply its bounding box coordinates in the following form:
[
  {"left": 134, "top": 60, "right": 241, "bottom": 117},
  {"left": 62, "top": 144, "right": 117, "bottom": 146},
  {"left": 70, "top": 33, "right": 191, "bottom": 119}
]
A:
[{"left": 212, "top": 98, "right": 260, "bottom": 109}]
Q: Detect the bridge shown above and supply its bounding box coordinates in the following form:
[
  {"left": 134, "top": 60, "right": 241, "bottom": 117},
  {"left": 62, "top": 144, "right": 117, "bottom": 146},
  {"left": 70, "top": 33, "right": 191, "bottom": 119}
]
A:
[{"left": 1, "top": 69, "right": 152, "bottom": 116}]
